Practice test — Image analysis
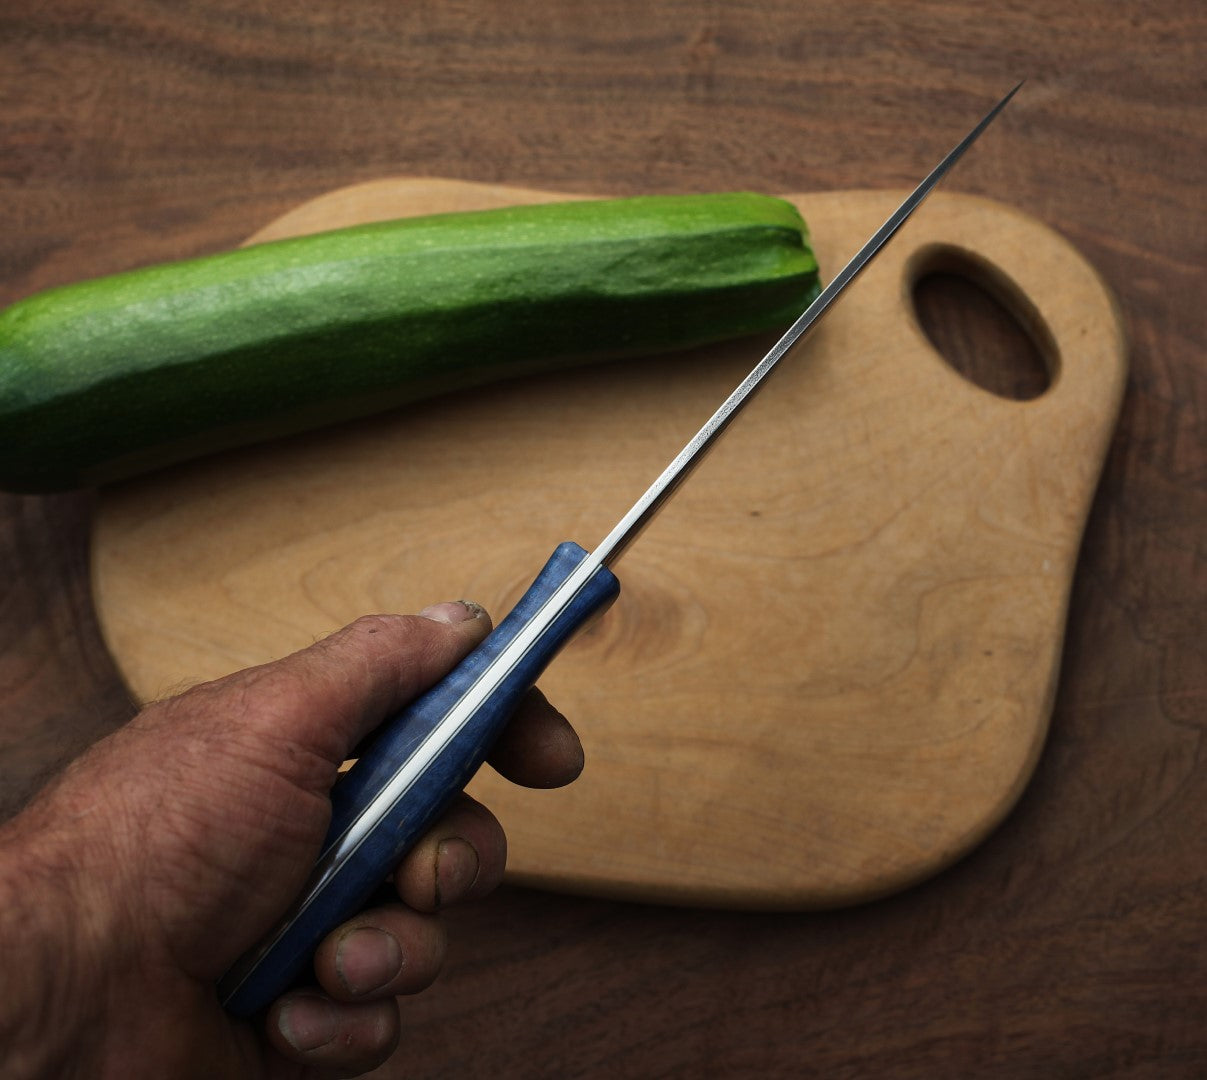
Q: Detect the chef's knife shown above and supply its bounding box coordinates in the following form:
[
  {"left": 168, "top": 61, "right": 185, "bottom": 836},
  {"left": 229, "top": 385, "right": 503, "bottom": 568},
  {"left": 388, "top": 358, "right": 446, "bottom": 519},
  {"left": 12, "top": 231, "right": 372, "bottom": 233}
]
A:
[{"left": 219, "top": 83, "right": 1020, "bottom": 1016}]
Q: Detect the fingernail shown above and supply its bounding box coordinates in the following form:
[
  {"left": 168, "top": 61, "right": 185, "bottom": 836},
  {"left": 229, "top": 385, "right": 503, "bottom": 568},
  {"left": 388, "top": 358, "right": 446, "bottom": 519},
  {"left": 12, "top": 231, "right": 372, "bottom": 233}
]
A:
[
  {"left": 335, "top": 925, "right": 404, "bottom": 996},
  {"left": 278, "top": 993, "right": 337, "bottom": 1051},
  {"left": 419, "top": 600, "right": 483, "bottom": 624},
  {"left": 434, "top": 836, "right": 481, "bottom": 908}
]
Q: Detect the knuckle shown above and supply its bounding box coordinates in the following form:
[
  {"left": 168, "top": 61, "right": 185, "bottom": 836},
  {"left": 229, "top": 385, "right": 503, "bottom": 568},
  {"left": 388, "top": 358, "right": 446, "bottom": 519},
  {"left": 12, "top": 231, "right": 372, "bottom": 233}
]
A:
[{"left": 345, "top": 612, "right": 413, "bottom": 639}]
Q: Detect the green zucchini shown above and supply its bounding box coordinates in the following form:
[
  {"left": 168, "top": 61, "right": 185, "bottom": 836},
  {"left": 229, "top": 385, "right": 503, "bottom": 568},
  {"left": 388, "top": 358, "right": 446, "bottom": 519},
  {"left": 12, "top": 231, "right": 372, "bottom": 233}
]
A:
[{"left": 0, "top": 192, "right": 819, "bottom": 492}]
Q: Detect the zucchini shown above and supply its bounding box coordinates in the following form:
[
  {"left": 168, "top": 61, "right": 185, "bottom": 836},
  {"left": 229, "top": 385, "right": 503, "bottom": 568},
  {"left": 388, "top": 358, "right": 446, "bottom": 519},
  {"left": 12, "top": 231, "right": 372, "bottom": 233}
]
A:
[{"left": 0, "top": 193, "right": 819, "bottom": 492}]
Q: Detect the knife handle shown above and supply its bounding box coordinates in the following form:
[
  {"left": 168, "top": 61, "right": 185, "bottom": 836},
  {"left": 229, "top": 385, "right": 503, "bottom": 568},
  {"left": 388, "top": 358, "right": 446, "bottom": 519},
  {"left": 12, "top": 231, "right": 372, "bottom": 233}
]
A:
[{"left": 219, "top": 541, "right": 619, "bottom": 1017}]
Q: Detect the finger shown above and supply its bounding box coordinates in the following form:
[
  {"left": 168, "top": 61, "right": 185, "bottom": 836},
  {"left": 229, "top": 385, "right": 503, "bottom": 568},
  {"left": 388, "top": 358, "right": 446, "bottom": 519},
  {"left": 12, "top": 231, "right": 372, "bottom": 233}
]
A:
[
  {"left": 313, "top": 904, "right": 447, "bottom": 1001},
  {"left": 487, "top": 687, "right": 584, "bottom": 789},
  {"left": 268, "top": 989, "right": 399, "bottom": 1074},
  {"left": 394, "top": 794, "right": 508, "bottom": 913},
  {"left": 188, "top": 602, "right": 494, "bottom": 774}
]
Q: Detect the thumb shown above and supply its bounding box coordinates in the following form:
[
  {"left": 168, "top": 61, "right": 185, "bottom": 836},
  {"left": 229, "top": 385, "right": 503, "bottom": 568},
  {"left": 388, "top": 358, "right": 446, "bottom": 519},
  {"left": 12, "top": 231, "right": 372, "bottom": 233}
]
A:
[{"left": 210, "top": 603, "right": 494, "bottom": 785}]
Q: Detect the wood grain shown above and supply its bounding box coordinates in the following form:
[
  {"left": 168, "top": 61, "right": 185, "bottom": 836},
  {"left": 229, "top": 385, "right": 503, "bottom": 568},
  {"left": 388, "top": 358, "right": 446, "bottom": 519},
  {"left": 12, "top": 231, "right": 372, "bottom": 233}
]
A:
[
  {"left": 2, "top": 1, "right": 1204, "bottom": 1076},
  {"left": 90, "top": 180, "right": 1126, "bottom": 910}
]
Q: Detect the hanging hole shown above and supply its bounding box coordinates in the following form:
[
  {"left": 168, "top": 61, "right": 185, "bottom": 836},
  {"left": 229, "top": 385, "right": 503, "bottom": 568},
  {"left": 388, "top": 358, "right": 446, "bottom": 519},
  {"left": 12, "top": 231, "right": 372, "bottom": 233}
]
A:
[{"left": 909, "top": 245, "right": 1055, "bottom": 401}]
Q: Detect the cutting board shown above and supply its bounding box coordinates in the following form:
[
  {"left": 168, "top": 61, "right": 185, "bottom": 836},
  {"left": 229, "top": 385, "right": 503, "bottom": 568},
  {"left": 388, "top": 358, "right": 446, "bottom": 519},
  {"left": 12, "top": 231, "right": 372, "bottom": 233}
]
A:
[{"left": 90, "top": 179, "right": 1127, "bottom": 909}]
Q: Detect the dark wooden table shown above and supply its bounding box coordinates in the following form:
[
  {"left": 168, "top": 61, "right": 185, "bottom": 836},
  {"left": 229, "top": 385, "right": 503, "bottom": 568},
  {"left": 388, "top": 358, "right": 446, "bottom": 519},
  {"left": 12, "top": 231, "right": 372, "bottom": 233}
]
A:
[{"left": 3, "top": 3, "right": 1203, "bottom": 1076}]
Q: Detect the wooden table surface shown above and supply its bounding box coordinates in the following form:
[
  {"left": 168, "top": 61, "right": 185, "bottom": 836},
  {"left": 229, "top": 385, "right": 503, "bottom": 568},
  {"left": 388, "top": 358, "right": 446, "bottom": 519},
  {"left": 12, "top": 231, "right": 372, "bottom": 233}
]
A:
[{"left": 2, "top": 2, "right": 1203, "bottom": 1076}]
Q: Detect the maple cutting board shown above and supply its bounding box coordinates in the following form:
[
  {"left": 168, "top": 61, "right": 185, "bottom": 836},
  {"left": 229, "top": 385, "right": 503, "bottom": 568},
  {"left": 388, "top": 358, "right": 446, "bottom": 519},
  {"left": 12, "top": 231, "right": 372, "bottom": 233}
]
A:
[{"left": 90, "top": 179, "right": 1126, "bottom": 909}]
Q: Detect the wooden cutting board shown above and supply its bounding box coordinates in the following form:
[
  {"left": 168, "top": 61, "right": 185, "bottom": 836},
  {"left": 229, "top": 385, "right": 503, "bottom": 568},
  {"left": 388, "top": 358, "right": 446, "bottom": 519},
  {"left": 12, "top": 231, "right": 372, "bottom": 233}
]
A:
[{"left": 90, "top": 179, "right": 1127, "bottom": 909}]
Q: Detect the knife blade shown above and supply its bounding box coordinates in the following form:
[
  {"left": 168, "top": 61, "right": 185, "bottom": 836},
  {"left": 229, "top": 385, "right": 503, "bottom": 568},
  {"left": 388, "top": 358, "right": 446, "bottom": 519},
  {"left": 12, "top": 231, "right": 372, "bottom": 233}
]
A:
[{"left": 219, "top": 83, "right": 1021, "bottom": 1016}]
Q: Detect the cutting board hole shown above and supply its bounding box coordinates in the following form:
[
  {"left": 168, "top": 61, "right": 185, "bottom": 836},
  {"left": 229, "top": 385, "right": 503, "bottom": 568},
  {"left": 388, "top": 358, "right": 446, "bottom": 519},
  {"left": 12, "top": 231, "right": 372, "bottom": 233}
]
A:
[{"left": 909, "top": 246, "right": 1053, "bottom": 400}]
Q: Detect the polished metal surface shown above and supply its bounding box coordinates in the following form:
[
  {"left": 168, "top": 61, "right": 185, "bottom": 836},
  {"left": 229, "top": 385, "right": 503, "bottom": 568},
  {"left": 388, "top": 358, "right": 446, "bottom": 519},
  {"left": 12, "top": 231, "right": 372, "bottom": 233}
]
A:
[{"left": 594, "top": 82, "right": 1022, "bottom": 569}]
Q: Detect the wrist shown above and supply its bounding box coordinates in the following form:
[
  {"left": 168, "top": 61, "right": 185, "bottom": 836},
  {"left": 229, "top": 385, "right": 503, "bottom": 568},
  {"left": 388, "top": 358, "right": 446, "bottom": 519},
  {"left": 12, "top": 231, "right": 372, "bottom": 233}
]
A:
[{"left": 0, "top": 806, "right": 119, "bottom": 1079}]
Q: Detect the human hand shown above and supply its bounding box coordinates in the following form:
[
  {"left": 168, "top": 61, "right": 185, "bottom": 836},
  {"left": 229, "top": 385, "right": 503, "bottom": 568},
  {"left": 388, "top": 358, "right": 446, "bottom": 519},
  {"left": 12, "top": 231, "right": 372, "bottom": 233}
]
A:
[{"left": 0, "top": 601, "right": 582, "bottom": 1079}]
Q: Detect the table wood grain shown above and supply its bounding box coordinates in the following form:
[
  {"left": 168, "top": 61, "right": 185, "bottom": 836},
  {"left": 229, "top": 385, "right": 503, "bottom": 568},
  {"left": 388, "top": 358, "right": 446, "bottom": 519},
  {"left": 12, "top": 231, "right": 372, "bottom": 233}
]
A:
[{"left": 2, "top": 2, "right": 1203, "bottom": 1076}]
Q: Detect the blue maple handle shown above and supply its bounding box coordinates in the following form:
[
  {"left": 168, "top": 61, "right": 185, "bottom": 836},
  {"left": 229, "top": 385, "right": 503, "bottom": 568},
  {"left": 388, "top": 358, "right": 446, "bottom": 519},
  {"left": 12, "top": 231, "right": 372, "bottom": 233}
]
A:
[{"left": 219, "top": 541, "right": 619, "bottom": 1016}]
